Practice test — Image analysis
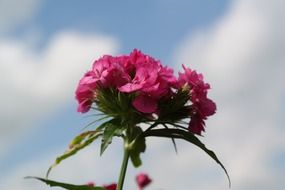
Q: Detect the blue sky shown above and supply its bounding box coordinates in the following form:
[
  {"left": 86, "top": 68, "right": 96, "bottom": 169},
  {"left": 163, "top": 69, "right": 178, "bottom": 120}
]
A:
[
  {"left": 18, "top": 0, "right": 229, "bottom": 60},
  {"left": 1, "top": 0, "right": 285, "bottom": 189}
]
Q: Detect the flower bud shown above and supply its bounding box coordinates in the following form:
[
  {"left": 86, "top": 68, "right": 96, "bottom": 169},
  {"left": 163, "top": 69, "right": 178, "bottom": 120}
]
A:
[{"left": 136, "top": 173, "right": 152, "bottom": 189}]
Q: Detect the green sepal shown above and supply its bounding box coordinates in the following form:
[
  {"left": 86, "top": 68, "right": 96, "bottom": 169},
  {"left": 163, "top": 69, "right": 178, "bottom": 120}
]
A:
[
  {"left": 95, "top": 88, "right": 143, "bottom": 125},
  {"left": 25, "top": 177, "right": 106, "bottom": 190},
  {"left": 100, "top": 119, "right": 124, "bottom": 155},
  {"left": 158, "top": 88, "right": 190, "bottom": 122},
  {"left": 128, "top": 127, "right": 146, "bottom": 167},
  {"left": 143, "top": 128, "right": 231, "bottom": 187}
]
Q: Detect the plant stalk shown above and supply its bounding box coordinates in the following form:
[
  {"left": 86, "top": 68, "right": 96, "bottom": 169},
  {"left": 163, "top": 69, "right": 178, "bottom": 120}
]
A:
[{"left": 116, "top": 141, "right": 130, "bottom": 190}]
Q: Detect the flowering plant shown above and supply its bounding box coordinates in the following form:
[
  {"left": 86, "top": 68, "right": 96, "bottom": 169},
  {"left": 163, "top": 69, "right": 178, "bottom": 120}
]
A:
[{"left": 29, "top": 49, "right": 230, "bottom": 190}]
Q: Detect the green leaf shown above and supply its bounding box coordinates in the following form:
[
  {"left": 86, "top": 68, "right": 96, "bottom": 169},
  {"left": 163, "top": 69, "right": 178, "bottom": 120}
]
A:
[
  {"left": 143, "top": 128, "right": 231, "bottom": 187},
  {"left": 47, "top": 120, "right": 119, "bottom": 177},
  {"left": 170, "top": 137, "right": 178, "bottom": 154},
  {"left": 128, "top": 127, "right": 146, "bottom": 167},
  {"left": 162, "top": 123, "right": 178, "bottom": 154},
  {"left": 46, "top": 130, "right": 102, "bottom": 178},
  {"left": 129, "top": 136, "right": 146, "bottom": 167},
  {"left": 100, "top": 119, "right": 124, "bottom": 155},
  {"left": 25, "top": 177, "right": 106, "bottom": 190}
]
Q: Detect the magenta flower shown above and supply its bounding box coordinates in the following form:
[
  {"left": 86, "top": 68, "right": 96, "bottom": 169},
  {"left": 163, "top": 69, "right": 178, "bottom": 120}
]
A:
[
  {"left": 103, "top": 183, "right": 117, "bottom": 190},
  {"left": 75, "top": 50, "right": 216, "bottom": 134},
  {"left": 86, "top": 181, "right": 117, "bottom": 190},
  {"left": 118, "top": 49, "right": 176, "bottom": 113},
  {"left": 92, "top": 55, "right": 130, "bottom": 88},
  {"left": 75, "top": 50, "right": 217, "bottom": 135},
  {"left": 136, "top": 173, "right": 152, "bottom": 190},
  {"left": 76, "top": 49, "right": 177, "bottom": 114},
  {"left": 178, "top": 64, "right": 216, "bottom": 135},
  {"left": 86, "top": 182, "right": 96, "bottom": 187},
  {"left": 75, "top": 71, "right": 98, "bottom": 113},
  {"left": 132, "top": 94, "right": 158, "bottom": 113},
  {"left": 75, "top": 55, "right": 130, "bottom": 113}
]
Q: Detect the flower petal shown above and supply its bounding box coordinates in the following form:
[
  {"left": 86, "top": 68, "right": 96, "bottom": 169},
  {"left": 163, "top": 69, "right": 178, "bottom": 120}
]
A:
[
  {"left": 189, "top": 115, "right": 205, "bottom": 135},
  {"left": 132, "top": 95, "right": 157, "bottom": 113}
]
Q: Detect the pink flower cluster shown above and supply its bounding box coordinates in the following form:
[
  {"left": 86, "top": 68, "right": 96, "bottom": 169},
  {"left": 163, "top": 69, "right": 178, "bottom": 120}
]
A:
[
  {"left": 75, "top": 49, "right": 216, "bottom": 135},
  {"left": 76, "top": 49, "right": 176, "bottom": 114}
]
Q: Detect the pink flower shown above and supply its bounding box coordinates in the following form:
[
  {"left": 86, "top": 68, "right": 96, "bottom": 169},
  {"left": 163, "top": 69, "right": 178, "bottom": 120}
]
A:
[
  {"left": 136, "top": 173, "right": 152, "bottom": 190},
  {"left": 75, "top": 71, "right": 98, "bottom": 113},
  {"left": 92, "top": 55, "right": 130, "bottom": 88},
  {"left": 75, "top": 50, "right": 216, "bottom": 134},
  {"left": 86, "top": 181, "right": 117, "bottom": 190},
  {"left": 103, "top": 183, "right": 117, "bottom": 190},
  {"left": 178, "top": 65, "right": 216, "bottom": 135},
  {"left": 188, "top": 114, "right": 205, "bottom": 135},
  {"left": 76, "top": 49, "right": 178, "bottom": 114},
  {"left": 132, "top": 94, "right": 158, "bottom": 113},
  {"left": 75, "top": 55, "right": 131, "bottom": 113},
  {"left": 86, "top": 182, "right": 95, "bottom": 187},
  {"left": 195, "top": 98, "right": 216, "bottom": 117},
  {"left": 119, "top": 49, "right": 177, "bottom": 113},
  {"left": 118, "top": 50, "right": 160, "bottom": 94}
]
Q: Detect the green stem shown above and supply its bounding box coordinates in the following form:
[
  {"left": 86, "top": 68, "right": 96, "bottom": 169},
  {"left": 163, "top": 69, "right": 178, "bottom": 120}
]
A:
[{"left": 116, "top": 141, "right": 130, "bottom": 190}]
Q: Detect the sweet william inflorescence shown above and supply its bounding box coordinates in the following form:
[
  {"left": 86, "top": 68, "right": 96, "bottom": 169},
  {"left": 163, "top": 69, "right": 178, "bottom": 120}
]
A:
[
  {"left": 75, "top": 49, "right": 216, "bottom": 135},
  {"left": 76, "top": 49, "right": 216, "bottom": 135}
]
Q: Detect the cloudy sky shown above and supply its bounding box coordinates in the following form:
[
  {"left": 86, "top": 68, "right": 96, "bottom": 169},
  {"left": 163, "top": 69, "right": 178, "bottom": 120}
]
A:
[{"left": 1, "top": 0, "right": 285, "bottom": 189}]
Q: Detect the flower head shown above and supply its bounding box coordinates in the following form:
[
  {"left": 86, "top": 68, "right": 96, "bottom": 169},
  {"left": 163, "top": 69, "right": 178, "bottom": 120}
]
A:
[
  {"left": 75, "top": 49, "right": 177, "bottom": 115},
  {"left": 75, "top": 50, "right": 216, "bottom": 135}
]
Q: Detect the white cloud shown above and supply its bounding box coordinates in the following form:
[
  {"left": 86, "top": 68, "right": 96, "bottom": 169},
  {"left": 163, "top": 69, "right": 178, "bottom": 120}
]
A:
[
  {"left": 0, "top": 141, "right": 123, "bottom": 190},
  {"left": 168, "top": 0, "right": 285, "bottom": 189},
  {"left": 0, "top": 0, "right": 41, "bottom": 33},
  {"left": 0, "top": 31, "right": 119, "bottom": 158}
]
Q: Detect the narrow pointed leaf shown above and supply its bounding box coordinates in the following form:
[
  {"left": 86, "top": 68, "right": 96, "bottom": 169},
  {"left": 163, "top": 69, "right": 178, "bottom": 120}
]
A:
[
  {"left": 162, "top": 123, "right": 178, "bottom": 154},
  {"left": 100, "top": 120, "right": 124, "bottom": 155},
  {"left": 47, "top": 130, "right": 102, "bottom": 178},
  {"left": 80, "top": 115, "right": 110, "bottom": 131},
  {"left": 171, "top": 137, "right": 178, "bottom": 154},
  {"left": 47, "top": 120, "right": 119, "bottom": 177},
  {"left": 25, "top": 177, "right": 106, "bottom": 190},
  {"left": 143, "top": 128, "right": 231, "bottom": 187}
]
